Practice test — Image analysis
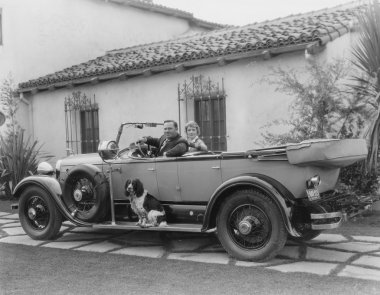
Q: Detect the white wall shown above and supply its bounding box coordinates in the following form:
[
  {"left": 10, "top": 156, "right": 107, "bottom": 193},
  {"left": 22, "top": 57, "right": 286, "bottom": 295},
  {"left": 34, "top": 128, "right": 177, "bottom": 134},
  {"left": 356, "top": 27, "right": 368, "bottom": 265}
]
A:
[
  {"left": 0, "top": 0, "right": 206, "bottom": 84},
  {"left": 25, "top": 32, "right": 357, "bottom": 160},
  {"left": 0, "top": 0, "right": 210, "bottom": 136}
]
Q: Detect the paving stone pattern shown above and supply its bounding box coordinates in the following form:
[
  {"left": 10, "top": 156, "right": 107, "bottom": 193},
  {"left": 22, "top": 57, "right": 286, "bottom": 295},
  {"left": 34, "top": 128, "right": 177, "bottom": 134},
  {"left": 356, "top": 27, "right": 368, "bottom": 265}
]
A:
[{"left": 1, "top": 212, "right": 380, "bottom": 282}]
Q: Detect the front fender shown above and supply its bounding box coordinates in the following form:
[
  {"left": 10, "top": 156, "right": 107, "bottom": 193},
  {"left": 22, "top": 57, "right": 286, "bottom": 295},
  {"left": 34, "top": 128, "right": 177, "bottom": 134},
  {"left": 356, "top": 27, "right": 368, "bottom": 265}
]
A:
[
  {"left": 13, "top": 176, "right": 91, "bottom": 227},
  {"left": 201, "top": 175, "right": 300, "bottom": 237}
]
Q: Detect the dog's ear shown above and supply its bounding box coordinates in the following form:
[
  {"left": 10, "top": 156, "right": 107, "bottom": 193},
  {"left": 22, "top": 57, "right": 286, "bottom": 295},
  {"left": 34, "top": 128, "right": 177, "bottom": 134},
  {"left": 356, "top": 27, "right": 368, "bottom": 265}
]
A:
[
  {"left": 134, "top": 178, "right": 144, "bottom": 197},
  {"left": 124, "top": 179, "right": 132, "bottom": 196}
]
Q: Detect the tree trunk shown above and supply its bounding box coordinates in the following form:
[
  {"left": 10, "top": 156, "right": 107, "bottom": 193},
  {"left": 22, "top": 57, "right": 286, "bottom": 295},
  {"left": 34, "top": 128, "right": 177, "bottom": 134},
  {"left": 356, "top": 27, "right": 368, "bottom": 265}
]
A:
[{"left": 367, "top": 109, "right": 380, "bottom": 173}]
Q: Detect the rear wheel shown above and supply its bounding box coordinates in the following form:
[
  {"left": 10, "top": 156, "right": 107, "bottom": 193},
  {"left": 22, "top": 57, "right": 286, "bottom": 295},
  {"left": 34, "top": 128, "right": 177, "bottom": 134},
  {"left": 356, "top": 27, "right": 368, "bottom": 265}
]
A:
[
  {"left": 19, "top": 186, "right": 62, "bottom": 240},
  {"left": 217, "top": 189, "right": 287, "bottom": 261}
]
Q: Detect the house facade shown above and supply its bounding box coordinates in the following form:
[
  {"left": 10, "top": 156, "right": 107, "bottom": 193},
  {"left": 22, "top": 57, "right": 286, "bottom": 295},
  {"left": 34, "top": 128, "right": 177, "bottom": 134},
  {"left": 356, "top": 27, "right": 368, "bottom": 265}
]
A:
[
  {"left": 0, "top": 0, "right": 222, "bottom": 132},
  {"left": 17, "top": 3, "right": 361, "bottom": 161}
]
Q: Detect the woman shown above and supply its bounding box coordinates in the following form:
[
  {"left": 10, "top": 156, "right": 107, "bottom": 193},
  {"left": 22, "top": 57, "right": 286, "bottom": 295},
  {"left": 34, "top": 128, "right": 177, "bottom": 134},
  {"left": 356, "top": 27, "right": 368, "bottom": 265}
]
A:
[{"left": 185, "top": 121, "right": 208, "bottom": 152}]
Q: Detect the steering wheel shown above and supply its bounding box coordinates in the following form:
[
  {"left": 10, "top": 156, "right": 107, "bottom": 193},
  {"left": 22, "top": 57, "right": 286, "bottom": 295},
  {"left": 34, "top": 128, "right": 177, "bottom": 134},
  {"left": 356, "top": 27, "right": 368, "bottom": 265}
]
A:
[{"left": 136, "top": 142, "right": 148, "bottom": 158}]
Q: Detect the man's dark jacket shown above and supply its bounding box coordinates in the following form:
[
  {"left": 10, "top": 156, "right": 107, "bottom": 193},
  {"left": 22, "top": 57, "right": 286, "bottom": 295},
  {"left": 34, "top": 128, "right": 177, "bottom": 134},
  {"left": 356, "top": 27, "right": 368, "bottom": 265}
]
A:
[{"left": 146, "top": 134, "right": 188, "bottom": 157}]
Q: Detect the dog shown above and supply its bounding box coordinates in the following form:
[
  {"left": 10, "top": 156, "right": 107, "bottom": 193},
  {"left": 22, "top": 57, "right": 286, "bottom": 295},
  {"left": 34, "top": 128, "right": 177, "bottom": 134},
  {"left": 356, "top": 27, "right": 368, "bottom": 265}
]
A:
[{"left": 124, "top": 178, "right": 167, "bottom": 228}]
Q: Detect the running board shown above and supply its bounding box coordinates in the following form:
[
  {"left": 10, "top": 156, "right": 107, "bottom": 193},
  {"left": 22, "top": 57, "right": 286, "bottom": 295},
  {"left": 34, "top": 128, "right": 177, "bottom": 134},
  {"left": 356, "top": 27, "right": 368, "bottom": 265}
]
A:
[{"left": 92, "top": 221, "right": 210, "bottom": 233}]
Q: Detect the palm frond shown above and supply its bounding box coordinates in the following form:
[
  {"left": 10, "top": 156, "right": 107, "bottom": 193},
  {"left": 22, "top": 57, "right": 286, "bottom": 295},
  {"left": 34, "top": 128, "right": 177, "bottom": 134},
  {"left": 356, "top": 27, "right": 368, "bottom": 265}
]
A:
[{"left": 350, "top": 0, "right": 380, "bottom": 172}]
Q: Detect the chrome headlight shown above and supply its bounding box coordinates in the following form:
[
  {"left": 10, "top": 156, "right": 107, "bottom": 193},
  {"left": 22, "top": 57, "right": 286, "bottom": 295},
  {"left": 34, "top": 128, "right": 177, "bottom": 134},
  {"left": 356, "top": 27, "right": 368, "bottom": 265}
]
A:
[{"left": 37, "top": 162, "right": 54, "bottom": 176}]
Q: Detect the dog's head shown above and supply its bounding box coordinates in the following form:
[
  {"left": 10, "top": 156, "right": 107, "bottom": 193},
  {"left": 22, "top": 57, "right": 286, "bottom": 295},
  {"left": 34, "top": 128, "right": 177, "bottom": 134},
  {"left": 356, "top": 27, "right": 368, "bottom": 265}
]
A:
[{"left": 124, "top": 178, "right": 144, "bottom": 197}]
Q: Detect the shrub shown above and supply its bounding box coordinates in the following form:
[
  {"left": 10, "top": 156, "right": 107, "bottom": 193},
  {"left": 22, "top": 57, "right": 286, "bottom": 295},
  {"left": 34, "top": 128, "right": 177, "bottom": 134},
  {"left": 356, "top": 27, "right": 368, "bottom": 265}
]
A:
[
  {"left": 338, "top": 161, "right": 379, "bottom": 196},
  {"left": 260, "top": 58, "right": 369, "bottom": 145},
  {"left": 0, "top": 75, "right": 19, "bottom": 136},
  {"left": 0, "top": 128, "right": 53, "bottom": 198},
  {"left": 0, "top": 75, "right": 54, "bottom": 198},
  {"left": 260, "top": 59, "right": 376, "bottom": 196}
]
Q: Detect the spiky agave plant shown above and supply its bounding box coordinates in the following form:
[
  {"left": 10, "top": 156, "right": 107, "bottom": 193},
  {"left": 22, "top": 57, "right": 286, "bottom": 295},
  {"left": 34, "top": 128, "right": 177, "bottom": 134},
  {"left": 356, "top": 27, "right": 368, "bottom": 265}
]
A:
[
  {"left": 0, "top": 128, "right": 53, "bottom": 197},
  {"left": 351, "top": 0, "right": 380, "bottom": 172}
]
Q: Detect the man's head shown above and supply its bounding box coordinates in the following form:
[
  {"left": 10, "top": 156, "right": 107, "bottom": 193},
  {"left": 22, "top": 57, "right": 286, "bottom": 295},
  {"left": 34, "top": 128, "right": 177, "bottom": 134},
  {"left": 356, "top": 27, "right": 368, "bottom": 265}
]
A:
[{"left": 163, "top": 120, "right": 179, "bottom": 140}]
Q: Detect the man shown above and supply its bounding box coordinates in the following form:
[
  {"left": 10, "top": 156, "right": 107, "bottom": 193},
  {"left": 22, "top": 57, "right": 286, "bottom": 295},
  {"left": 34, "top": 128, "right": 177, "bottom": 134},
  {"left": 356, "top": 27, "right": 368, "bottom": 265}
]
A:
[{"left": 138, "top": 120, "right": 188, "bottom": 157}]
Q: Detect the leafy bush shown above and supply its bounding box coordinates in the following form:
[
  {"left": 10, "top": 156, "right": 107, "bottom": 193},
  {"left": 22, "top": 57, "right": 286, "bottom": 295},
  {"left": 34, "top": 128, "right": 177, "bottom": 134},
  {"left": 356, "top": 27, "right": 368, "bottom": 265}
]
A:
[
  {"left": 0, "top": 75, "right": 53, "bottom": 198},
  {"left": 0, "top": 75, "right": 19, "bottom": 136},
  {"left": 338, "top": 161, "right": 379, "bottom": 196},
  {"left": 260, "top": 59, "right": 377, "bottom": 195},
  {"left": 0, "top": 128, "right": 53, "bottom": 198},
  {"left": 260, "top": 58, "right": 369, "bottom": 146}
]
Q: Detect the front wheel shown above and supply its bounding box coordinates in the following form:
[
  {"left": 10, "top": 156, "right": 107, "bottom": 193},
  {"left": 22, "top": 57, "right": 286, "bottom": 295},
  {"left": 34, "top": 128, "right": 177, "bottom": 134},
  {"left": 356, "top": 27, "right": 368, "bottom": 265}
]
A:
[
  {"left": 19, "top": 186, "right": 62, "bottom": 240},
  {"left": 217, "top": 189, "right": 287, "bottom": 261}
]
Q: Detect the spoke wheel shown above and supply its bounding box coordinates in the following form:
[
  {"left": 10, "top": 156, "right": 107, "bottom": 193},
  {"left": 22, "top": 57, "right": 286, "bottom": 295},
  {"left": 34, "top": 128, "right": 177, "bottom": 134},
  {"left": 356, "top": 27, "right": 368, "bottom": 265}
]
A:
[
  {"left": 19, "top": 186, "right": 62, "bottom": 240},
  {"left": 228, "top": 204, "right": 271, "bottom": 250},
  {"left": 25, "top": 195, "right": 50, "bottom": 230},
  {"left": 71, "top": 177, "right": 96, "bottom": 214},
  {"left": 217, "top": 189, "right": 287, "bottom": 261},
  {"left": 62, "top": 166, "right": 109, "bottom": 222}
]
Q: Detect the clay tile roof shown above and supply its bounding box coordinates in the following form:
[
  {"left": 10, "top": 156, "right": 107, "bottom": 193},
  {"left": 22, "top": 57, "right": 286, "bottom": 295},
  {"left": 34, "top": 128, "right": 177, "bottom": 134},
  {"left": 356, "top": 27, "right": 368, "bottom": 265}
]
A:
[{"left": 19, "top": 3, "right": 362, "bottom": 92}]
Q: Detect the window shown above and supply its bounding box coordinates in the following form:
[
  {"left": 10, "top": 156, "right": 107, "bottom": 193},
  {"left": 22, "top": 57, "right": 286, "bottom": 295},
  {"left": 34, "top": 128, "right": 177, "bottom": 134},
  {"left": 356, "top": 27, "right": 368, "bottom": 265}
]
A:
[
  {"left": 0, "top": 8, "right": 3, "bottom": 45},
  {"left": 80, "top": 108, "right": 99, "bottom": 153},
  {"left": 65, "top": 91, "right": 99, "bottom": 154},
  {"left": 179, "top": 75, "right": 227, "bottom": 151},
  {"left": 194, "top": 95, "right": 227, "bottom": 151}
]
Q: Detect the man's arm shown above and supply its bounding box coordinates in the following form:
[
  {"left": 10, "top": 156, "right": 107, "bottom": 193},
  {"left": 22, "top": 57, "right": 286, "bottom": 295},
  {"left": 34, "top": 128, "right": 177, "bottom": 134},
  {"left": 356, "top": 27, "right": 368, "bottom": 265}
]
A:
[{"left": 164, "top": 143, "right": 188, "bottom": 157}]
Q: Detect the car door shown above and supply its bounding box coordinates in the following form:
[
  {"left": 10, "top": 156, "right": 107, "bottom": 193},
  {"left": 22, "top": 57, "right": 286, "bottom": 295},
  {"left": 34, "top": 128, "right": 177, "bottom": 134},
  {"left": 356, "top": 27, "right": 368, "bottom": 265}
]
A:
[
  {"left": 110, "top": 157, "right": 158, "bottom": 200},
  {"left": 177, "top": 154, "right": 222, "bottom": 202},
  {"left": 155, "top": 157, "right": 181, "bottom": 202}
]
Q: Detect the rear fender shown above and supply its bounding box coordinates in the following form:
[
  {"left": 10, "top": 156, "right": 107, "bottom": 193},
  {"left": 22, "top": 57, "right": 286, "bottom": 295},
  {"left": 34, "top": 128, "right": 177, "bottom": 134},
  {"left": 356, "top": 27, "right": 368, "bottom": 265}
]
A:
[
  {"left": 13, "top": 176, "right": 91, "bottom": 227},
  {"left": 202, "top": 175, "right": 300, "bottom": 237}
]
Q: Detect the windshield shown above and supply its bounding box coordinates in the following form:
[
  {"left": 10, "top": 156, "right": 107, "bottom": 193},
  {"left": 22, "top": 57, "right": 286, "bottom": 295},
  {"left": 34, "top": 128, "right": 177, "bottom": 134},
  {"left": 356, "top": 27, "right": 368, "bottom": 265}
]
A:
[{"left": 116, "top": 122, "right": 163, "bottom": 150}]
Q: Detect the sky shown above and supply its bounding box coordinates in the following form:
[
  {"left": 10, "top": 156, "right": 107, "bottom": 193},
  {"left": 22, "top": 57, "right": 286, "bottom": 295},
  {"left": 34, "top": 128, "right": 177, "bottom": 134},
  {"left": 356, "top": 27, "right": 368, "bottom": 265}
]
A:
[{"left": 154, "top": 0, "right": 359, "bottom": 26}]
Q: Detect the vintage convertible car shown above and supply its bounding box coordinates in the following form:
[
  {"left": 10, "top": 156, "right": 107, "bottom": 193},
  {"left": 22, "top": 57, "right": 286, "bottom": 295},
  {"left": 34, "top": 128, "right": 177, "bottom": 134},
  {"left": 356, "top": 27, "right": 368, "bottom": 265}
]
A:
[{"left": 13, "top": 122, "right": 369, "bottom": 261}]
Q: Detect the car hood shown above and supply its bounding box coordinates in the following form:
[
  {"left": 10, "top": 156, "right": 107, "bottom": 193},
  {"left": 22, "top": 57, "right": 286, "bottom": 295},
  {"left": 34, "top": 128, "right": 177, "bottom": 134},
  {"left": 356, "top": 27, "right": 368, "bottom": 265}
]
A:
[{"left": 60, "top": 153, "right": 104, "bottom": 166}]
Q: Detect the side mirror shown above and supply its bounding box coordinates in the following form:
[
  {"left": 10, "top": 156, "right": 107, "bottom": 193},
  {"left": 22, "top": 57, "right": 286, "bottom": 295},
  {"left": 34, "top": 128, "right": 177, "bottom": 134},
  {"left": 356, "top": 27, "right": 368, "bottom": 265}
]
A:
[{"left": 98, "top": 140, "right": 119, "bottom": 160}]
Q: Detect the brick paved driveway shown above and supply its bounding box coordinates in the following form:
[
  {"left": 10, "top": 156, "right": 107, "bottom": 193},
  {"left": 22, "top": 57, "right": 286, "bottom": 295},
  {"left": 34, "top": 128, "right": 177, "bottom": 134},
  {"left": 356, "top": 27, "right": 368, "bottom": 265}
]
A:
[{"left": 1, "top": 211, "right": 380, "bottom": 282}]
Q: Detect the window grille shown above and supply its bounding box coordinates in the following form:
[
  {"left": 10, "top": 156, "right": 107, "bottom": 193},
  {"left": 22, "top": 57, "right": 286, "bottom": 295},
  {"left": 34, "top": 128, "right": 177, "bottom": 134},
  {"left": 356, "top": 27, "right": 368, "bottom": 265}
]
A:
[
  {"left": 178, "top": 75, "right": 227, "bottom": 151},
  {"left": 64, "top": 91, "right": 99, "bottom": 155}
]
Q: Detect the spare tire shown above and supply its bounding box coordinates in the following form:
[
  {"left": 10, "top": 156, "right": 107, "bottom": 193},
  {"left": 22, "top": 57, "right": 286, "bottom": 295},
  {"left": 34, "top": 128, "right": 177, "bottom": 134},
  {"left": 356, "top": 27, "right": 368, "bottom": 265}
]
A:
[{"left": 62, "top": 164, "right": 109, "bottom": 222}]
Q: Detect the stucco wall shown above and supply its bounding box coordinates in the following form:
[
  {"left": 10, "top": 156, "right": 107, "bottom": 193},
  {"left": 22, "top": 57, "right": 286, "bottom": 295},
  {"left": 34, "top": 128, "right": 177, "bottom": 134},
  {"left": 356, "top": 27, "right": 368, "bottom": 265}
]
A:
[
  {"left": 0, "top": 0, "right": 211, "bottom": 136},
  {"left": 25, "top": 32, "right": 357, "bottom": 161},
  {"left": 0, "top": 0, "right": 206, "bottom": 84}
]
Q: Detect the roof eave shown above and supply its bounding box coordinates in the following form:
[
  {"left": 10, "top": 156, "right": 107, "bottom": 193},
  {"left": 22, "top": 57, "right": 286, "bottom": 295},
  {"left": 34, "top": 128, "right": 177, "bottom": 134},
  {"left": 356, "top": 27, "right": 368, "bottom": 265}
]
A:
[
  {"left": 109, "top": 0, "right": 227, "bottom": 30},
  {"left": 18, "top": 41, "right": 322, "bottom": 94}
]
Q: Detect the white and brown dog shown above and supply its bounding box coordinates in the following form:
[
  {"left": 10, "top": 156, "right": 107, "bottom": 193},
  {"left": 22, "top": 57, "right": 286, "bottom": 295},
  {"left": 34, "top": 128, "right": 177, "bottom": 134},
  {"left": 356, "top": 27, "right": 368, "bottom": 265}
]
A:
[{"left": 124, "top": 178, "right": 167, "bottom": 228}]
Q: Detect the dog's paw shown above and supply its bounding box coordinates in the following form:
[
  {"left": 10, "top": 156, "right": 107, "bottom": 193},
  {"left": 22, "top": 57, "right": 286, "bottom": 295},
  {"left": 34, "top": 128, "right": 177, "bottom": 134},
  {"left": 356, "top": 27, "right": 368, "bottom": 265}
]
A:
[{"left": 159, "top": 221, "right": 168, "bottom": 227}]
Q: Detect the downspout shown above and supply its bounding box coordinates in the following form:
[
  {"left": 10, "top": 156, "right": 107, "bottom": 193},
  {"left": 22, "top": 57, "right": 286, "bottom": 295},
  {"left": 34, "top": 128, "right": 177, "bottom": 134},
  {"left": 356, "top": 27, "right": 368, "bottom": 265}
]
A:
[
  {"left": 19, "top": 93, "right": 34, "bottom": 140},
  {"left": 177, "top": 84, "right": 181, "bottom": 133}
]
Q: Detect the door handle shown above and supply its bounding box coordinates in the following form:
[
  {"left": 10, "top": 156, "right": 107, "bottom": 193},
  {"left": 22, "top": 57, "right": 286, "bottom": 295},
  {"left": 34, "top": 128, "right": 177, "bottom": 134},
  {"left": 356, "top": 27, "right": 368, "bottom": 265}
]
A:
[
  {"left": 147, "top": 168, "right": 155, "bottom": 171},
  {"left": 211, "top": 166, "right": 220, "bottom": 169}
]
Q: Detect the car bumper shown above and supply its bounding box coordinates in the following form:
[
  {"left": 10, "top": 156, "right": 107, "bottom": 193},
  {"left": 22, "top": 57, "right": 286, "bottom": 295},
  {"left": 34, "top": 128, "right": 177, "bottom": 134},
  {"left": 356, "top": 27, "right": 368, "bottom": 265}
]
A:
[
  {"left": 310, "top": 211, "right": 344, "bottom": 230},
  {"left": 310, "top": 202, "right": 374, "bottom": 230}
]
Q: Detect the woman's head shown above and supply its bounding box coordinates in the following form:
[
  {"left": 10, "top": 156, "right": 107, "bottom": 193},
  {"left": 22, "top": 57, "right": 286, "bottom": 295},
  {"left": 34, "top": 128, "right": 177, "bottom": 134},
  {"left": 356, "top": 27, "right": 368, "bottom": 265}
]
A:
[{"left": 185, "top": 121, "right": 200, "bottom": 139}]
